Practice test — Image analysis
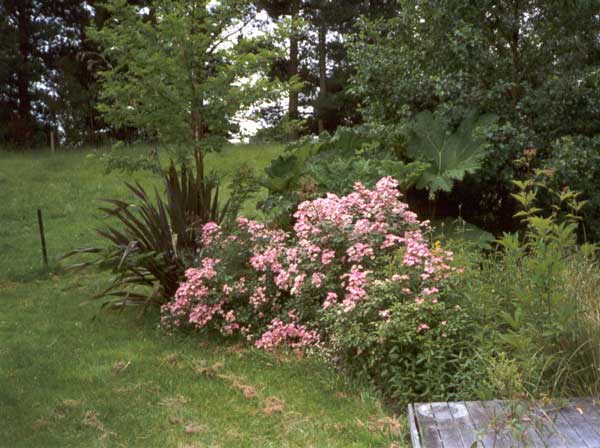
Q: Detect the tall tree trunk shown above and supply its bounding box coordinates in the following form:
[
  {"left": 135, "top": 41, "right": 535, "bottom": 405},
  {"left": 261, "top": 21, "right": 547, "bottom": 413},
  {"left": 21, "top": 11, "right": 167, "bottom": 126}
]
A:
[
  {"left": 288, "top": 0, "right": 300, "bottom": 138},
  {"left": 317, "top": 22, "right": 327, "bottom": 134}
]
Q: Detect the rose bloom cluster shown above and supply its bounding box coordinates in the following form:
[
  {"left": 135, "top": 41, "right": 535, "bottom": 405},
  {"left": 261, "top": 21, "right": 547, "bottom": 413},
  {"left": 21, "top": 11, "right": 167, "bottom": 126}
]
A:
[{"left": 160, "top": 177, "right": 459, "bottom": 352}]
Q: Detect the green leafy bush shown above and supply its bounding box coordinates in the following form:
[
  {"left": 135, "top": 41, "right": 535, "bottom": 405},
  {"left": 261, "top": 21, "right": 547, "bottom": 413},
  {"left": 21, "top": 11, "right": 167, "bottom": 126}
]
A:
[
  {"left": 161, "top": 177, "right": 472, "bottom": 406},
  {"left": 325, "top": 247, "right": 475, "bottom": 404},
  {"left": 561, "top": 255, "right": 600, "bottom": 395},
  {"left": 348, "top": 3, "right": 600, "bottom": 235},
  {"left": 306, "top": 155, "right": 426, "bottom": 197},
  {"left": 407, "top": 110, "right": 496, "bottom": 199},
  {"left": 456, "top": 169, "right": 600, "bottom": 399},
  {"left": 545, "top": 135, "right": 600, "bottom": 241},
  {"left": 432, "top": 217, "right": 495, "bottom": 251},
  {"left": 258, "top": 126, "right": 427, "bottom": 227}
]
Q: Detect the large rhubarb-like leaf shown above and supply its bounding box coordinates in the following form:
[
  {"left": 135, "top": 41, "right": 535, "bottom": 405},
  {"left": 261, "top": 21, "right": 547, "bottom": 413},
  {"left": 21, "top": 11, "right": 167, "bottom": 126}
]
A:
[{"left": 407, "top": 111, "right": 496, "bottom": 195}]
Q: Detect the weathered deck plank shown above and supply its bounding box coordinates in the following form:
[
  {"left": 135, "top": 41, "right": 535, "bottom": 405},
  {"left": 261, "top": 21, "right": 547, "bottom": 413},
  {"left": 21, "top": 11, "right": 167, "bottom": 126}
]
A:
[
  {"left": 559, "top": 402, "right": 600, "bottom": 447},
  {"left": 409, "top": 399, "right": 600, "bottom": 448},
  {"left": 480, "top": 400, "right": 520, "bottom": 447},
  {"left": 413, "top": 403, "right": 444, "bottom": 448},
  {"left": 447, "top": 402, "right": 478, "bottom": 447},
  {"left": 528, "top": 405, "right": 569, "bottom": 448},
  {"left": 407, "top": 404, "right": 422, "bottom": 448},
  {"left": 463, "top": 401, "right": 499, "bottom": 447},
  {"left": 430, "top": 402, "right": 467, "bottom": 447}
]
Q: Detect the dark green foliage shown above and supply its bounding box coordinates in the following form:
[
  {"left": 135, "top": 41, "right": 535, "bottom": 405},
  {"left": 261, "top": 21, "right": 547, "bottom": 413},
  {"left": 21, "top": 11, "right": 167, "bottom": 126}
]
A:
[
  {"left": 545, "top": 136, "right": 600, "bottom": 241},
  {"left": 66, "top": 151, "right": 229, "bottom": 308},
  {"left": 0, "top": 1, "right": 110, "bottom": 147},
  {"left": 452, "top": 175, "right": 600, "bottom": 400},
  {"left": 261, "top": 136, "right": 323, "bottom": 193},
  {"left": 433, "top": 218, "right": 495, "bottom": 250},
  {"left": 407, "top": 111, "right": 496, "bottom": 197},
  {"left": 260, "top": 126, "right": 372, "bottom": 194},
  {"left": 89, "top": 0, "right": 286, "bottom": 152},
  {"left": 350, "top": 0, "right": 600, "bottom": 235},
  {"left": 307, "top": 157, "right": 426, "bottom": 196},
  {"left": 259, "top": 126, "right": 427, "bottom": 226}
]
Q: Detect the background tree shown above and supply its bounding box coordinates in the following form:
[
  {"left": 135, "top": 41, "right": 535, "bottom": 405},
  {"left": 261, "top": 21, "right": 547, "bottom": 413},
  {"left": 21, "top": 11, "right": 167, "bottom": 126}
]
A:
[
  {"left": 349, "top": 0, "right": 600, "bottom": 235},
  {"left": 0, "top": 0, "right": 54, "bottom": 147},
  {"left": 0, "top": 0, "right": 127, "bottom": 148},
  {"left": 255, "top": 0, "right": 396, "bottom": 137},
  {"left": 89, "top": 0, "right": 287, "bottom": 153},
  {"left": 253, "top": 0, "right": 305, "bottom": 138}
]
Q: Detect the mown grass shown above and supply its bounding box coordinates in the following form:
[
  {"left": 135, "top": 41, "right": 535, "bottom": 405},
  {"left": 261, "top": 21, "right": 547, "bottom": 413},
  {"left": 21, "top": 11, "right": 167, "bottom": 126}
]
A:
[
  {"left": 0, "top": 145, "right": 403, "bottom": 447},
  {"left": 0, "top": 143, "right": 282, "bottom": 282}
]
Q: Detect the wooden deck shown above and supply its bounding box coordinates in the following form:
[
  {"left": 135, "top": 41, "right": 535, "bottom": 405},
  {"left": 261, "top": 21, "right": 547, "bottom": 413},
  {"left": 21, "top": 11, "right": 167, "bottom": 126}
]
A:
[{"left": 408, "top": 399, "right": 600, "bottom": 447}]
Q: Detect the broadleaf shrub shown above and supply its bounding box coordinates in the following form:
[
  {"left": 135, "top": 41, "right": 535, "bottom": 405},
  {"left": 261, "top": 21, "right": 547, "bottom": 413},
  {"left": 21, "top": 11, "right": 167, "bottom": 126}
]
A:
[
  {"left": 258, "top": 127, "right": 427, "bottom": 228},
  {"left": 162, "top": 177, "right": 468, "bottom": 402},
  {"left": 545, "top": 135, "right": 600, "bottom": 241},
  {"left": 325, "top": 245, "right": 473, "bottom": 404},
  {"left": 454, "top": 167, "right": 600, "bottom": 400}
]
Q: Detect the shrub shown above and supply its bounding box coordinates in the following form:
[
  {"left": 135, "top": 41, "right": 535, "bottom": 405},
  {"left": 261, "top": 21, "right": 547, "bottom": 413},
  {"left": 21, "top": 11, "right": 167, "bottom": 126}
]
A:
[
  {"left": 456, "top": 167, "right": 600, "bottom": 399},
  {"left": 562, "top": 255, "right": 600, "bottom": 395},
  {"left": 324, "top": 244, "right": 473, "bottom": 404},
  {"left": 160, "top": 217, "right": 300, "bottom": 343},
  {"left": 258, "top": 127, "right": 427, "bottom": 228},
  {"left": 162, "top": 177, "right": 466, "bottom": 403},
  {"left": 66, "top": 151, "right": 256, "bottom": 308},
  {"left": 545, "top": 135, "right": 600, "bottom": 241}
]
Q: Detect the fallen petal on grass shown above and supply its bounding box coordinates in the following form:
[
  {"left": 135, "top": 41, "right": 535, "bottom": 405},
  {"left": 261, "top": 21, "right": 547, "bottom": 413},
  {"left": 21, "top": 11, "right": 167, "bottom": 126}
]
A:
[
  {"left": 82, "top": 410, "right": 115, "bottom": 439},
  {"left": 367, "top": 416, "right": 403, "bottom": 438},
  {"left": 168, "top": 415, "right": 183, "bottom": 425},
  {"left": 61, "top": 399, "right": 82, "bottom": 407},
  {"left": 160, "top": 395, "right": 189, "bottom": 408}
]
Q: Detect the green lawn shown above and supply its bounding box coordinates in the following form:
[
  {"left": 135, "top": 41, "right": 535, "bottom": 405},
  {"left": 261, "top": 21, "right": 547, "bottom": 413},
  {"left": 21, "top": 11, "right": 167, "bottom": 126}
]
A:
[{"left": 0, "top": 145, "right": 403, "bottom": 447}]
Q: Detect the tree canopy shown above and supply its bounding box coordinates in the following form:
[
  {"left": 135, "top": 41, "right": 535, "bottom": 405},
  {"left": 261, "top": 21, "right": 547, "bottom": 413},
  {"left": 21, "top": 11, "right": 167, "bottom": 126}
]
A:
[
  {"left": 349, "top": 0, "right": 600, "bottom": 231},
  {"left": 89, "top": 0, "right": 287, "bottom": 151}
]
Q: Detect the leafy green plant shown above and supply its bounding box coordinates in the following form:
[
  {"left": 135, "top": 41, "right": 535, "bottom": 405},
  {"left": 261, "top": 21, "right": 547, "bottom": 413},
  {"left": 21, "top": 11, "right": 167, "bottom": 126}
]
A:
[
  {"left": 457, "top": 166, "right": 600, "bottom": 399},
  {"left": 561, "top": 255, "right": 600, "bottom": 395},
  {"left": 89, "top": 0, "right": 288, "bottom": 151},
  {"left": 407, "top": 110, "right": 496, "bottom": 199},
  {"left": 259, "top": 126, "right": 426, "bottom": 227},
  {"left": 432, "top": 217, "right": 495, "bottom": 250},
  {"left": 259, "top": 127, "right": 372, "bottom": 194},
  {"left": 306, "top": 157, "right": 427, "bottom": 196},
  {"left": 544, "top": 135, "right": 600, "bottom": 241},
  {"left": 66, "top": 151, "right": 234, "bottom": 308},
  {"left": 260, "top": 135, "right": 325, "bottom": 194},
  {"left": 325, "top": 245, "right": 474, "bottom": 405}
]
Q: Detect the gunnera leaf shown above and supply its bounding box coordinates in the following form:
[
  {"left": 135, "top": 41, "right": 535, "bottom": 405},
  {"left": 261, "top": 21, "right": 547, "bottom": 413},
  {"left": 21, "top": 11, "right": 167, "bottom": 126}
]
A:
[{"left": 407, "top": 110, "right": 497, "bottom": 195}]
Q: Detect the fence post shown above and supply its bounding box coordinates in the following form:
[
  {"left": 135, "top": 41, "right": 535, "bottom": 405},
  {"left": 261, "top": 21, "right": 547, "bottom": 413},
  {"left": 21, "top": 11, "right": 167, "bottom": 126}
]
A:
[{"left": 37, "top": 208, "right": 48, "bottom": 268}]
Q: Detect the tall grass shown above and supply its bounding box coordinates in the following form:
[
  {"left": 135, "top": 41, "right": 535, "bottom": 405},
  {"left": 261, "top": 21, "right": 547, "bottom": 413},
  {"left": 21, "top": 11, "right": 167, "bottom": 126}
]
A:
[
  {"left": 562, "top": 257, "right": 600, "bottom": 395},
  {"left": 452, "top": 240, "right": 600, "bottom": 402}
]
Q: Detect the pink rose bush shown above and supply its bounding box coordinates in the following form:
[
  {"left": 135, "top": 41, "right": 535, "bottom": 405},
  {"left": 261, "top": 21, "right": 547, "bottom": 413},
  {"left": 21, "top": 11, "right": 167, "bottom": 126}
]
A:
[{"left": 161, "top": 177, "right": 465, "bottom": 372}]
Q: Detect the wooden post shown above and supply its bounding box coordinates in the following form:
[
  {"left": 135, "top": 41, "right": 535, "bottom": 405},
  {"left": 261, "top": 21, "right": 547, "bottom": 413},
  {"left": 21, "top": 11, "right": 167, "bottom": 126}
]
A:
[
  {"left": 50, "top": 131, "right": 55, "bottom": 154},
  {"left": 37, "top": 208, "right": 48, "bottom": 268}
]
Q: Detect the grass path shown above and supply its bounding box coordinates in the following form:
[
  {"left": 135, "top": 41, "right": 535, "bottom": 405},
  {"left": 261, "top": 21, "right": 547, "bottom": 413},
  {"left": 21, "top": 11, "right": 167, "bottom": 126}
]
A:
[{"left": 0, "top": 146, "right": 403, "bottom": 447}]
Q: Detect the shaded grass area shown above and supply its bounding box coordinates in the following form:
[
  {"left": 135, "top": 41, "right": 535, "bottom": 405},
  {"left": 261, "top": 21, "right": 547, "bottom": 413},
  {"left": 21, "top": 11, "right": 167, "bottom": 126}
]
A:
[{"left": 0, "top": 145, "right": 402, "bottom": 447}]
